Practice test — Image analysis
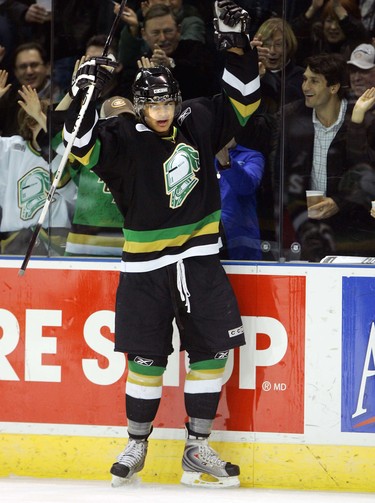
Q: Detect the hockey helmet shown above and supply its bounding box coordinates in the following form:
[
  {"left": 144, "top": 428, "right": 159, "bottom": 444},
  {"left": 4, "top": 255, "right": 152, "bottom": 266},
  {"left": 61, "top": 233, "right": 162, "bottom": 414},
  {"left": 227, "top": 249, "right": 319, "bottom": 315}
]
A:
[{"left": 132, "top": 66, "right": 182, "bottom": 119}]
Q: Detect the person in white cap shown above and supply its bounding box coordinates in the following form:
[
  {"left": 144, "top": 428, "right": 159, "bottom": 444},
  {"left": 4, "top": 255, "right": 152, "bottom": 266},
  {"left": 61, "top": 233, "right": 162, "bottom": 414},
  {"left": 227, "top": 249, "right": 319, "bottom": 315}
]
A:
[
  {"left": 347, "top": 43, "right": 375, "bottom": 98},
  {"left": 346, "top": 43, "right": 375, "bottom": 158},
  {"left": 346, "top": 43, "right": 375, "bottom": 232}
]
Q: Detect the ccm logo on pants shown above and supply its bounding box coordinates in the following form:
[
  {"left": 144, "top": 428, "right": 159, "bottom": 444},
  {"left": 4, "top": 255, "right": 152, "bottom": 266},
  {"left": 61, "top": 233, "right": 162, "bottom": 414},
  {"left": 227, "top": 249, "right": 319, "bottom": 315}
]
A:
[{"left": 228, "top": 326, "right": 244, "bottom": 338}]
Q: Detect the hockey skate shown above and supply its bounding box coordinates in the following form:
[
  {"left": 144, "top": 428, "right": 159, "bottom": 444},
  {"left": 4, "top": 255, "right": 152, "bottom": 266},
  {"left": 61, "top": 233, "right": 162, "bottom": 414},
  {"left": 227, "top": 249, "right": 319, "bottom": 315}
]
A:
[
  {"left": 181, "top": 437, "right": 240, "bottom": 488},
  {"left": 110, "top": 438, "right": 148, "bottom": 487}
]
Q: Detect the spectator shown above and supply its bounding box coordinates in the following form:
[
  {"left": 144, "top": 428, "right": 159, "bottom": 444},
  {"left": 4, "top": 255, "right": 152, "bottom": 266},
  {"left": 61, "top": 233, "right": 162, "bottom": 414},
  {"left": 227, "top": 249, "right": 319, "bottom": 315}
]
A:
[
  {"left": 1, "top": 0, "right": 113, "bottom": 92},
  {"left": 215, "top": 136, "right": 265, "bottom": 260},
  {"left": 0, "top": 42, "right": 62, "bottom": 136},
  {"left": 347, "top": 45, "right": 375, "bottom": 154},
  {"left": 278, "top": 53, "right": 375, "bottom": 260},
  {"left": 292, "top": 0, "right": 371, "bottom": 67},
  {"left": 0, "top": 85, "right": 76, "bottom": 255},
  {"left": 115, "top": 0, "right": 206, "bottom": 43},
  {"left": 339, "top": 86, "right": 375, "bottom": 256},
  {"left": 347, "top": 43, "right": 375, "bottom": 98},
  {"left": 117, "top": 4, "right": 219, "bottom": 99},
  {"left": 255, "top": 17, "right": 305, "bottom": 113}
]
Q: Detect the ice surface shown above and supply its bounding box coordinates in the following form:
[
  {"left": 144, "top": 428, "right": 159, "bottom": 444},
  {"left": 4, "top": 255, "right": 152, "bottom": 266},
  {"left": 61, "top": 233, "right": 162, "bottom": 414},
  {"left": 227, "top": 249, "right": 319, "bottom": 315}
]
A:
[{"left": 0, "top": 478, "right": 374, "bottom": 503}]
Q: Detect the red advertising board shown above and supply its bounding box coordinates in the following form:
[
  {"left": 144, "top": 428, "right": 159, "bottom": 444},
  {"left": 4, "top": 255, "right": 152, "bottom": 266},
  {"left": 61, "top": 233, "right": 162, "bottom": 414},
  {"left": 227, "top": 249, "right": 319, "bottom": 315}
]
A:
[{"left": 0, "top": 267, "right": 305, "bottom": 433}]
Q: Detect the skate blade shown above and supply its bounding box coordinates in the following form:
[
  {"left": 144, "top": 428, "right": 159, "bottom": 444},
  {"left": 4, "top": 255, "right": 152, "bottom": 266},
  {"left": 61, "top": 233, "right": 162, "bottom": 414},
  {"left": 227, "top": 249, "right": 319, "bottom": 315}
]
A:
[
  {"left": 111, "top": 474, "right": 131, "bottom": 488},
  {"left": 111, "top": 474, "right": 137, "bottom": 488},
  {"left": 181, "top": 471, "right": 240, "bottom": 488}
]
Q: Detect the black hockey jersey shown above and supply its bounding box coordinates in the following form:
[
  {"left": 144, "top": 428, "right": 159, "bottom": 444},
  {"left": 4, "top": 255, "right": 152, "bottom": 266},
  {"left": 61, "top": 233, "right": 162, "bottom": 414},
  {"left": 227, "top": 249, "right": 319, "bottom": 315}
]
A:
[{"left": 64, "top": 49, "right": 261, "bottom": 272}]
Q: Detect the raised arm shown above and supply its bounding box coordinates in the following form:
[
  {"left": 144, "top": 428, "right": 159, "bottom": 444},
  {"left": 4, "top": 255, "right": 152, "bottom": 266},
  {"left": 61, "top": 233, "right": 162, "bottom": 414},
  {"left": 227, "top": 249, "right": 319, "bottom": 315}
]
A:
[
  {"left": 0, "top": 69, "right": 12, "bottom": 99},
  {"left": 17, "top": 85, "right": 47, "bottom": 133},
  {"left": 214, "top": 1, "right": 261, "bottom": 126},
  {"left": 63, "top": 56, "right": 116, "bottom": 166},
  {"left": 351, "top": 87, "right": 375, "bottom": 124}
]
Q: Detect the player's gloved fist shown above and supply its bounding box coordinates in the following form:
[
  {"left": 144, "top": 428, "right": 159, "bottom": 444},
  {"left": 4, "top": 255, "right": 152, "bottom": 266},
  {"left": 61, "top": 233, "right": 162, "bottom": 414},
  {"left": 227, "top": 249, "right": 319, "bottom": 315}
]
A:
[
  {"left": 215, "top": 0, "right": 250, "bottom": 31},
  {"left": 213, "top": 0, "right": 251, "bottom": 51},
  {"left": 69, "top": 55, "right": 117, "bottom": 100}
]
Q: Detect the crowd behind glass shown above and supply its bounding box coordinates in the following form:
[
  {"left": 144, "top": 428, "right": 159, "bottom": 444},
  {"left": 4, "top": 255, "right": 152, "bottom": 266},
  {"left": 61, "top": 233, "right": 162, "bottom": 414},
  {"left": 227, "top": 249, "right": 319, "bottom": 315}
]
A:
[{"left": 0, "top": 0, "right": 374, "bottom": 263}]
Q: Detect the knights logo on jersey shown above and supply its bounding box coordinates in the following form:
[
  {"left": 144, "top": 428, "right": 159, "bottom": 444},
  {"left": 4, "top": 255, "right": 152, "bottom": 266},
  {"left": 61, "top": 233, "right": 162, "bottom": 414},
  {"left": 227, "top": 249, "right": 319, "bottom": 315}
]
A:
[
  {"left": 97, "top": 178, "right": 116, "bottom": 204},
  {"left": 163, "top": 143, "right": 200, "bottom": 208},
  {"left": 18, "top": 167, "right": 52, "bottom": 220}
]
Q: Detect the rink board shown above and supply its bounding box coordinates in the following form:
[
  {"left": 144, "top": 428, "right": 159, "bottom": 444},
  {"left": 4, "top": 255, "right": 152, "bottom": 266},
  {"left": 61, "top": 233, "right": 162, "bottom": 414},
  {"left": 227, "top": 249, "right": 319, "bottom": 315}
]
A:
[{"left": 0, "top": 258, "right": 375, "bottom": 491}]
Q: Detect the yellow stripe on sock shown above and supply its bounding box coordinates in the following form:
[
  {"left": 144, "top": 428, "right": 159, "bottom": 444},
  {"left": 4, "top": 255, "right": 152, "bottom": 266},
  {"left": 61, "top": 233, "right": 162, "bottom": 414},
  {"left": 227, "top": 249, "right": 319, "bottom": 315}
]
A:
[
  {"left": 127, "top": 370, "right": 163, "bottom": 387},
  {"left": 184, "top": 368, "right": 225, "bottom": 394},
  {"left": 185, "top": 368, "right": 224, "bottom": 381}
]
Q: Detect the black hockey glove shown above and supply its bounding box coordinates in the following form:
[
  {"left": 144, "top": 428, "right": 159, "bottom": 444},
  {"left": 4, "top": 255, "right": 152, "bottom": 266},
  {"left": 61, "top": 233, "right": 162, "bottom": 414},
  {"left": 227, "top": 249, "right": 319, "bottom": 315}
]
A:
[
  {"left": 213, "top": 0, "right": 251, "bottom": 51},
  {"left": 69, "top": 56, "right": 117, "bottom": 100}
]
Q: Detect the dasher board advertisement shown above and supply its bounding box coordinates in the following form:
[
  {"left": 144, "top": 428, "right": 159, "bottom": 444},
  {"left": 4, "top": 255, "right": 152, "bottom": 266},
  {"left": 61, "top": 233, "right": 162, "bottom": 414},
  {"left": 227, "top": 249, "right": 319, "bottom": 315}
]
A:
[
  {"left": 0, "top": 258, "right": 375, "bottom": 450},
  {"left": 342, "top": 276, "right": 375, "bottom": 433},
  {"left": 0, "top": 260, "right": 305, "bottom": 434}
]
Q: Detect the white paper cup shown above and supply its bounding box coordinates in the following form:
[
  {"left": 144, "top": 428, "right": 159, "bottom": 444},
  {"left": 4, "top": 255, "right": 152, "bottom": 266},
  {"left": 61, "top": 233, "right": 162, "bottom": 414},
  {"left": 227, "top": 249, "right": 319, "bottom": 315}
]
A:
[
  {"left": 306, "top": 190, "right": 324, "bottom": 219},
  {"left": 306, "top": 190, "right": 324, "bottom": 208}
]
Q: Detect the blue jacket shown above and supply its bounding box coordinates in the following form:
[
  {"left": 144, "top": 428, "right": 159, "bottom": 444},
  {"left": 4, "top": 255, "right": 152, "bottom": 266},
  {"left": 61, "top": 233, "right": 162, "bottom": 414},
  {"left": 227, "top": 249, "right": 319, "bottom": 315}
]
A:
[{"left": 216, "top": 144, "right": 265, "bottom": 260}]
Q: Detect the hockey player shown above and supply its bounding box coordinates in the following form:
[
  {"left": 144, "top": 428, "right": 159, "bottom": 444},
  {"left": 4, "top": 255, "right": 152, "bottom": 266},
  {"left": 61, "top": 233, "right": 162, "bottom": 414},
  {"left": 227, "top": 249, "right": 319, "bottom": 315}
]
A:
[{"left": 63, "top": 0, "right": 261, "bottom": 488}]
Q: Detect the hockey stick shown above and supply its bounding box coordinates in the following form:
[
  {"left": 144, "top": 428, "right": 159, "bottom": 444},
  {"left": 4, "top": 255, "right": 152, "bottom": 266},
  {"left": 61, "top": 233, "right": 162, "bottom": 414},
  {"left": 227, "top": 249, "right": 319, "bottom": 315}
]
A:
[{"left": 18, "top": 0, "right": 127, "bottom": 276}]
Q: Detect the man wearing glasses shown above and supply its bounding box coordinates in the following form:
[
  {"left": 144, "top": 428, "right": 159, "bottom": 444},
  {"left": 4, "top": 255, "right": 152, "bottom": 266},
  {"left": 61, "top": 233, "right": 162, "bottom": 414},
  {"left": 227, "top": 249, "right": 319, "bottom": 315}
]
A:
[
  {"left": 118, "top": 4, "right": 218, "bottom": 101},
  {"left": 0, "top": 41, "right": 61, "bottom": 136}
]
